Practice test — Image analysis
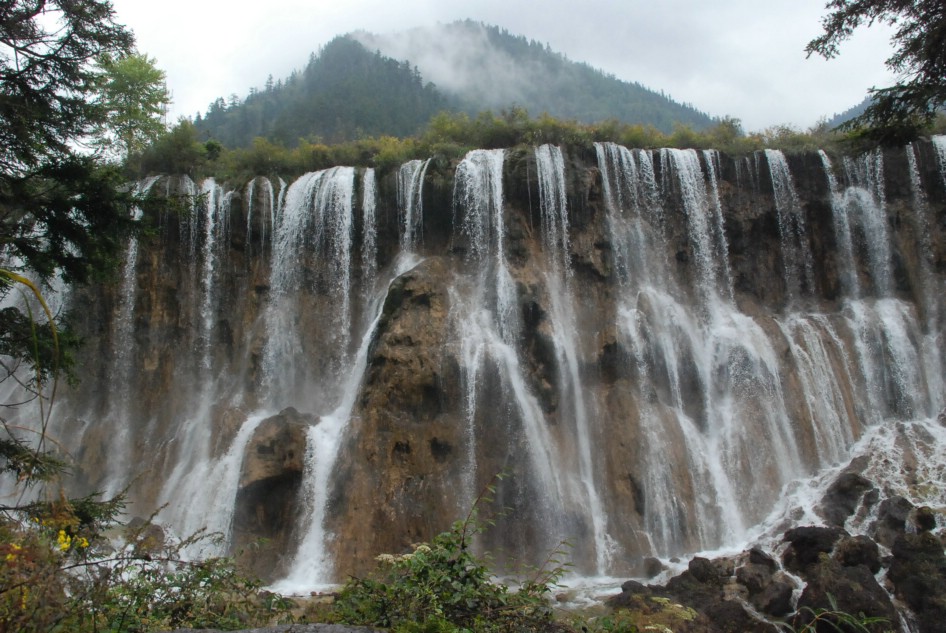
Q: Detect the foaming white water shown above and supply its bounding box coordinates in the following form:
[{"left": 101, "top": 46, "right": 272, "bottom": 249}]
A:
[
  {"left": 765, "top": 149, "right": 814, "bottom": 303},
  {"left": 535, "top": 144, "right": 615, "bottom": 573},
  {"left": 397, "top": 158, "right": 431, "bottom": 251},
  {"left": 747, "top": 413, "right": 946, "bottom": 554},
  {"left": 162, "top": 411, "right": 270, "bottom": 556},
  {"left": 272, "top": 252, "right": 422, "bottom": 593}
]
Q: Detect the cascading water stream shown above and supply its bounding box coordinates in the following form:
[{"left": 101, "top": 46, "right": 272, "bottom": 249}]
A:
[
  {"left": 765, "top": 149, "right": 815, "bottom": 304},
  {"left": 273, "top": 252, "right": 423, "bottom": 591},
  {"left": 933, "top": 135, "right": 946, "bottom": 188},
  {"left": 599, "top": 145, "right": 817, "bottom": 557},
  {"left": 397, "top": 158, "right": 431, "bottom": 252},
  {"left": 840, "top": 151, "right": 894, "bottom": 297},
  {"left": 262, "top": 167, "right": 355, "bottom": 408},
  {"left": 246, "top": 177, "right": 276, "bottom": 254},
  {"left": 198, "top": 178, "right": 228, "bottom": 370},
  {"left": 534, "top": 143, "right": 615, "bottom": 574},
  {"left": 361, "top": 168, "right": 378, "bottom": 294},
  {"left": 661, "top": 148, "right": 733, "bottom": 312},
  {"left": 701, "top": 150, "right": 735, "bottom": 304},
  {"left": 820, "top": 151, "right": 861, "bottom": 297},
  {"left": 452, "top": 148, "right": 569, "bottom": 543},
  {"left": 99, "top": 175, "right": 161, "bottom": 496}
]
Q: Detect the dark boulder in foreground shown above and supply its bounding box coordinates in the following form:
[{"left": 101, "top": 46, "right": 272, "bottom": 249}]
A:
[{"left": 605, "top": 474, "right": 946, "bottom": 633}]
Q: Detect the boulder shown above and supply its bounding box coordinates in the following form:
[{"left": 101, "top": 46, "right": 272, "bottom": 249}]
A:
[
  {"left": 663, "top": 557, "right": 779, "bottom": 633},
  {"left": 643, "top": 556, "right": 668, "bottom": 578},
  {"left": 873, "top": 496, "right": 914, "bottom": 548},
  {"left": 782, "top": 525, "right": 849, "bottom": 571},
  {"left": 748, "top": 546, "right": 777, "bottom": 570},
  {"left": 793, "top": 557, "right": 899, "bottom": 633},
  {"left": 888, "top": 532, "right": 946, "bottom": 633},
  {"left": 818, "top": 472, "right": 875, "bottom": 527},
  {"left": 834, "top": 535, "right": 881, "bottom": 573},
  {"left": 736, "top": 562, "right": 773, "bottom": 596},
  {"left": 231, "top": 407, "right": 312, "bottom": 580},
  {"left": 914, "top": 506, "right": 937, "bottom": 532},
  {"left": 753, "top": 578, "right": 794, "bottom": 617}
]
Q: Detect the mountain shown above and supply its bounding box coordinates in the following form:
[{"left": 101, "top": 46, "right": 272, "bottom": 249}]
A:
[
  {"left": 352, "top": 21, "right": 715, "bottom": 132},
  {"left": 194, "top": 22, "right": 716, "bottom": 148},
  {"left": 195, "top": 36, "right": 449, "bottom": 147},
  {"left": 824, "top": 96, "right": 872, "bottom": 128}
]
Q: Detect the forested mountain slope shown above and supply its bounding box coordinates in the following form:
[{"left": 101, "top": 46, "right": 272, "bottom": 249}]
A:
[
  {"left": 195, "top": 36, "right": 449, "bottom": 147},
  {"left": 353, "top": 21, "right": 715, "bottom": 132},
  {"left": 195, "top": 22, "right": 716, "bottom": 147}
]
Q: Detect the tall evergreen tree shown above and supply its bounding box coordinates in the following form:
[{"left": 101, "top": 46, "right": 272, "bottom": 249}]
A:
[
  {"left": 0, "top": 0, "right": 137, "bottom": 491},
  {"left": 807, "top": 0, "right": 946, "bottom": 140}
]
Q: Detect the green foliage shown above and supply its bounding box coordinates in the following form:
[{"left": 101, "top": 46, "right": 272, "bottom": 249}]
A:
[
  {"left": 782, "top": 593, "right": 892, "bottom": 633},
  {"left": 191, "top": 106, "right": 881, "bottom": 185},
  {"left": 93, "top": 52, "right": 170, "bottom": 158},
  {"left": 806, "top": 0, "right": 946, "bottom": 143},
  {"left": 0, "top": 0, "right": 133, "bottom": 172},
  {"left": 1, "top": 158, "right": 136, "bottom": 285},
  {"left": 131, "top": 119, "right": 210, "bottom": 177},
  {"left": 0, "top": 504, "right": 294, "bottom": 633},
  {"left": 333, "top": 477, "right": 571, "bottom": 633}
]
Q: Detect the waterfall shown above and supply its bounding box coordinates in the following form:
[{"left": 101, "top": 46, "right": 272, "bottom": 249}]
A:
[
  {"left": 821, "top": 151, "right": 861, "bottom": 297},
  {"left": 34, "top": 138, "right": 946, "bottom": 596},
  {"left": 841, "top": 151, "right": 894, "bottom": 296},
  {"left": 274, "top": 253, "right": 422, "bottom": 592},
  {"left": 262, "top": 167, "right": 355, "bottom": 407},
  {"left": 702, "top": 150, "right": 734, "bottom": 304},
  {"left": 397, "top": 158, "right": 431, "bottom": 252},
  {"left": 661, "top": 148, "right": 733, "bottom": 310},
  {"left": 198, "top": 178, "right": 228, "bottom": 370},
  {"left": 100, "top": 175, "right": 161, "bottom": 495},
  {"left": 765, "top": 149, "right": 814, "bottom": 304},
  {"left": 361, "top": 168, "right": 378, "bottom": 294},
  {"left": 452, "top": 148, "right": 571, "bottom": 559},
  {"left": 600, "top": 146, "right": 817, "bottom": 557},
  {"left": 534, "top": 144, "right": 615, "bottom": 573},
  {"left": 246, "top": 176, "right": 276, "bottom": 254},
  {"left": 934, "top": 135, "right": 946, "bottom": 188}
]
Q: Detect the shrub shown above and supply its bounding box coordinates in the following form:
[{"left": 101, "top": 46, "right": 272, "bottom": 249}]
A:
[
  {"left": 0, "top": 504, "right": 294, "bottom": 632},
  {"left": 333, "top": 478, "right": 572, "bottom": 633}
]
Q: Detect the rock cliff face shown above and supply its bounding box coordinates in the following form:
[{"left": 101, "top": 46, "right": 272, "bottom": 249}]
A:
[{"left": 54, "top": 138, "right": 946, "bottom": 589}]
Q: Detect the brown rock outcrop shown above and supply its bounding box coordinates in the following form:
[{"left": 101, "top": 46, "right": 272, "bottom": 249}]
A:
[{"left": 232, "top": 408, "right": 311, "bottom": 579}]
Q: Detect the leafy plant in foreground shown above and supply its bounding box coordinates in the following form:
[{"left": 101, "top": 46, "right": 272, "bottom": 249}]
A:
[
  {"left": 333, "top": 475, "right": 573, "bottom": 633},
  {"left": 780, "top": 593, "right": 892, "bottom": 633}
]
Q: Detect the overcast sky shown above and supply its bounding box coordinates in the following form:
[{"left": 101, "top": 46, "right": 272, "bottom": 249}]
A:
[{"left": 109, "top": 0, "right": 897, "bottom": 133}]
